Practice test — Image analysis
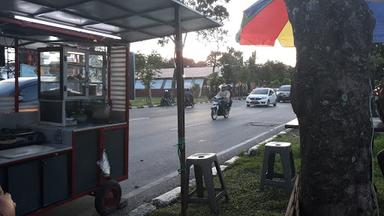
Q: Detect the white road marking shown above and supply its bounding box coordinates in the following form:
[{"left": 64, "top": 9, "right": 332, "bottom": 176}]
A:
[
  {"left": 169, "top": 122, "right": 205, "bottom": 131},
  {"left": 217, "top": 123, "right": 285, "bottom": 157}
]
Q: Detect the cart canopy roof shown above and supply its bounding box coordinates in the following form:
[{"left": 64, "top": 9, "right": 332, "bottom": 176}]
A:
[{"left": 0, "top": 0, "right": 221, "bottom": 45}]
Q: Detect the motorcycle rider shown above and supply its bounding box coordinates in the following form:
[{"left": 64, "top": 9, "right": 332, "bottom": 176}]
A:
[
  {"left": 216, "top": 84, "right": 231, "bottom": 108},
  {"left": 184, "top": 88, "right": 194, "bottom": 107},
  {"left": 160, "top": 89, "right": 173, "bottom": 106}
]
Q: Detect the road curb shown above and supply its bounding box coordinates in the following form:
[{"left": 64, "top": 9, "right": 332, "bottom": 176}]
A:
[
  {"left": 126, "top": 155, "right": 240, "bottom": 215},
  {"left": 151, "top": 187, "right": 181, "bottom": 208},
  {"left": 246, "top": 128, "right": 292, "bottom": 156},
  {"left": 128, "top": 203, "right": 156, "bottom": 216},
  {"left": 224, "top": 156, "right": 240, "bottom": 165}
]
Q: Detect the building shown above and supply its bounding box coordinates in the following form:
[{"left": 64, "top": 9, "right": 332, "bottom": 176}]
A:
[{"left": 134, "top": 66, "right": 221, "bottom": 97}]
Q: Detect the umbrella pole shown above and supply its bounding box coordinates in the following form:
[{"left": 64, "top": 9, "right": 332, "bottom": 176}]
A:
[{"left": 175, "top": 5, "right": 187, "bottom": 216}]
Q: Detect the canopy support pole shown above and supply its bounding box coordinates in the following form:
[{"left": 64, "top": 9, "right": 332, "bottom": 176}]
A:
[
  {"left": 125, "top": 44, "right": 131, "bottom": 122},
  {"left": 14, "top": 38, "right": 19, "bottom": 113},
  {"left": 175, "top": 5, "right": 187, "bottom": 216},
  {"left": 107, "top": 45, "right": 112, "bottom": 107}
]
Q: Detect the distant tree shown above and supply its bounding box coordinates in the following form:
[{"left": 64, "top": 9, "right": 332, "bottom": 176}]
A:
[
  {"left": 221, "top": 65, "right": 233, "bottom": 84},
  {"left": 246, "top": 63, "right": 262, "bottom": 87},
  {"left": 369, "top": 43, "right": 384, "bottom": 85},
  {"left": 161, "top": 58, "right": 175, "bottom": 68},
  {"left": 159, "top": 0, "right": 231, "bottom": 93},
  {"left": 182, "top": 0, "right": 230, "bottom": 22},
  {"left": 246, "top": 51, "right": 256, "bottom": 66},
  {"left": 163, "top": 58, "right": 208, "bottom": 68},
  {"left": 256, "top": 61, "right": 293, "bottom": 87},
  {"left": 195, "top": 61, "right": 208, "bottom": 67},
  {"left": 207, "top": 51, "right": 222, "bottom": 73},
  {"left": 135, "top": 52, "right": 163, "bottom": 105},
  {"left": 176, "top": 0, "right": 230, "bottom": 41},
  {"left": 237, "top": 66, "right": 249, "bottom": 96},
  {"left": 243, "top": 52, "right": 258, "bottom": 91},
  {"left": 206, "top": 72, "right": 224, "bottom": 98},
  {"left": 219, "top": 47, "right": 243, "bottom": 84},
  {"left": 183, "top": 57, "right": 196, "bottom": 67}
]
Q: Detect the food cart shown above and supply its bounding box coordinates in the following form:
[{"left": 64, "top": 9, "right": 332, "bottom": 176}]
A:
[
  {"left": 1, "top": 39, "right": 130, "bottom": 216},
  {"left": 0, "top": 0, "right": 220, "bottom": 215}
]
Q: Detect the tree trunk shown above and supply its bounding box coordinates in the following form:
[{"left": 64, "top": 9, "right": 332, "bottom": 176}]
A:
[
  {"left": 285, "top": 0, "right": 377, "bottom": 215},
  {"left": 148, "top": 87, "right": 152, "bottom": 105},
  {"left": 172, "top": 67, "right": 177, "bottom": 97},
  {"left": 212, "top": 53, "right": 217, "bottom": 74}
]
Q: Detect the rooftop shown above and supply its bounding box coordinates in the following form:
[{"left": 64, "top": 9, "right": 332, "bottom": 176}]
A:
[{"left": 158, "top": 66, "right": 221, "bottom": 79}]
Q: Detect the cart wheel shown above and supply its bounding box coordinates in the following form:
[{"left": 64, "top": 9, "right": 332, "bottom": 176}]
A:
[{"left": 95, "top": 180, "right": 122, "bottom": 216}]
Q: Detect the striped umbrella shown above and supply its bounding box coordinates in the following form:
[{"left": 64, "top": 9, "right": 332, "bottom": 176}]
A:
[{"left": 238, "top": 0, "right": 384, "bottom": 47}]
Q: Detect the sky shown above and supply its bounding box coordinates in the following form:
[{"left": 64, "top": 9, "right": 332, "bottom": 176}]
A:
[{"left": 130, "top": 0, "right": 297, "bottom": 66}]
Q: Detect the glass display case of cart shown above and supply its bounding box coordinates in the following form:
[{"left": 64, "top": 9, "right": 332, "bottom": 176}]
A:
[{"left": 38, "top": 47, "right": 107, "bottom": 126}]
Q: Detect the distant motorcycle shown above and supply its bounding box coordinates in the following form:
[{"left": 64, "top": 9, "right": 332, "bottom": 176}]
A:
[
  {"left": 184, "top": 95, "right": 194, "bottom": 108},
  {"left": 211, "top": 96, "right": 230, "bottom": 120},
  {"left": 160, "top": 97, "right": 173, "bottom": 106}
]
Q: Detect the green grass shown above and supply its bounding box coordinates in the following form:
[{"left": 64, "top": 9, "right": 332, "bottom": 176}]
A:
[
  {"left": 130, "top": 97, "right": 162, "bottom": 107},
  {"left": 150, "top": 130, "right": 384, "bottom": 216},
  {"left": 373, "top": 134, "right": 384, "bottom": 214},
  {"left": 194, "top": 96, "right": 209, "bottom": 104},
  {"left": 150, "top": 130, "right": 301, "bottom": 216}
]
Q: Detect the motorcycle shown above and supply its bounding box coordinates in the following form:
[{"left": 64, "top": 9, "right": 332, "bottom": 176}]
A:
[
  {"left": 160, "top": 97, "right": 173, "bottom": 106},
  {"left": 211, "top": 96, "right": 230, "bottom": 120}
]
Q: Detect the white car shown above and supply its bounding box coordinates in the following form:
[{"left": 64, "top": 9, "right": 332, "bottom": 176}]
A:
[{"left": 246, "top": 88, "right": 277, "bottom": 107}]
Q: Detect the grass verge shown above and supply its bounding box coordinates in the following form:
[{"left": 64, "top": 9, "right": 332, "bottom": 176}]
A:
[
  {"left": 151, "top": 130, "right": 300, "bottom": 216},
  {"left": 130, "top": 97, "right": 161, "bottom": 107},
  {"left": 150, "top": 130, "right": 384, "bottom": 216}
]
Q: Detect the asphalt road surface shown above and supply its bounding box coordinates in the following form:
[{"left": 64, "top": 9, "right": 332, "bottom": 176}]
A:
[{"left": 46, "top": 100, "right": 296, "bottom": 215}]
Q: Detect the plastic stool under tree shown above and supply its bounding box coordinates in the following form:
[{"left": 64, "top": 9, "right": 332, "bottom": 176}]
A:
[
  {"left": 186, "top": 153, "right": 229, "bottom": 214},
  {"left": 260, "top": 142, "right": 296, "bottom": 191}
]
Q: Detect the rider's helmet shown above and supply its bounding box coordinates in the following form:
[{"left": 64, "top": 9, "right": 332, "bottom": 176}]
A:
[
  {"left": 218, "top": 84, "right": 224, "bottom": 91},
  {"left": 219, "top": 84, "right": 231, "bottom": 91}
]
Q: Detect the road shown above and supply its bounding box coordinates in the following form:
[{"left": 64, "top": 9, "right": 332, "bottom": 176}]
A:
[{"left": 46, "top": 100, "right": 296, "bottom": 215}]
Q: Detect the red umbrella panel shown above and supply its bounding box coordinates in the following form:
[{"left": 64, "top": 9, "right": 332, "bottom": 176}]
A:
[
  {"left": 238, "top": 0, "right": 384, "bottom": 47},
  {"left": 238, "top": 0, "right": 293, "bottom": 47}
]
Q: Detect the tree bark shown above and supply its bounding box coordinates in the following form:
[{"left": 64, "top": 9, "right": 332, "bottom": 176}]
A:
[
  {"left": 285, "top": 0, "right": 377, "bottom": 215},
  {"left": 148, "top": 87, "right": 152, "bottom": 105}
]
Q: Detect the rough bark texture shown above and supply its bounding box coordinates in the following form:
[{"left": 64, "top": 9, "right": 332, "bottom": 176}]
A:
[{"left": 284, "top": 0, "right": 377, "bottom": 215}]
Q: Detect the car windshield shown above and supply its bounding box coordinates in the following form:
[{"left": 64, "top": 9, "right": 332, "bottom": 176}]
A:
[
  {"left": 279, "top": 86, "right": 291, "bottom": 91},
  {"left": 251, "top": 88, "right": 268, "bottom": 94}
]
